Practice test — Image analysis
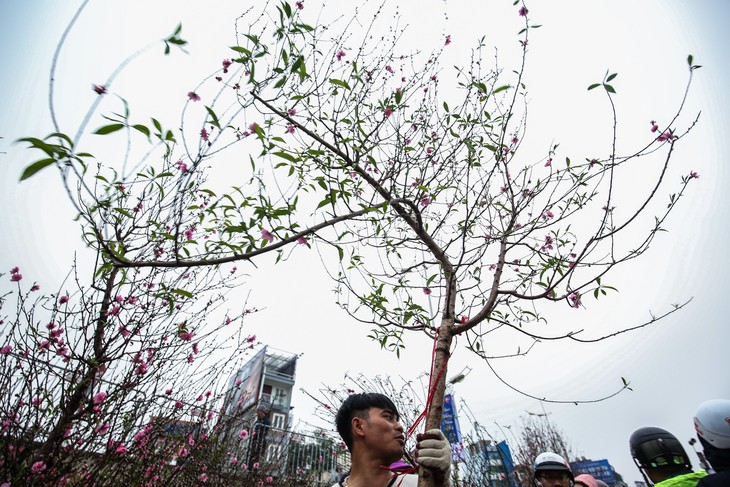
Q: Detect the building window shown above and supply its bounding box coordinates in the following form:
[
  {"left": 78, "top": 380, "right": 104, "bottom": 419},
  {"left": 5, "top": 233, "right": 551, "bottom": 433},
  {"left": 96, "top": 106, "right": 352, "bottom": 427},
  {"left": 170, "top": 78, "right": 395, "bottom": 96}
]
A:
[{"left": 272, "top": 412, "right": 286, "bottom": 429}]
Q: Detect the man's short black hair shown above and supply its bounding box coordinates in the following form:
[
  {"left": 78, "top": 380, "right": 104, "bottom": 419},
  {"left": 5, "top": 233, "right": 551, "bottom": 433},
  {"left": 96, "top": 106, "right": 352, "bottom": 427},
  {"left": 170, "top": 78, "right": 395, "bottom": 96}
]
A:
[{"left": 335, "top": 392, "right": 400, "bottom": 452}]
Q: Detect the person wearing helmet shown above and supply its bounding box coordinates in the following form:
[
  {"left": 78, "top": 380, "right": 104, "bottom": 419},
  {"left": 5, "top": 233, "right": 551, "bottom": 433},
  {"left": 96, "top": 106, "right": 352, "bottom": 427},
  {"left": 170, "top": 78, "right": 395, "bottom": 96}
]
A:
[
  {"left": 629, "top": 426, "right": 707, "bottom": 486},
  {"left": 534, "top": 452, "right": 574, "bottom": 486},
  {"left": 693, "top": 399, "right": 730, "bottom": 487}
]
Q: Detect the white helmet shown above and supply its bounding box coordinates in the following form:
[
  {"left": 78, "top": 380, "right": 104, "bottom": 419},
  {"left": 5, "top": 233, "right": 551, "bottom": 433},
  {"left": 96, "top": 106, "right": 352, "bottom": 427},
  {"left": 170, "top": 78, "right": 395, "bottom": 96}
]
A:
[
  {"left": 694, "top": 399, "right": 730, "bottom": 449},
  {"left": 534, "top": 452, "right": 573, "bottom": 481}
]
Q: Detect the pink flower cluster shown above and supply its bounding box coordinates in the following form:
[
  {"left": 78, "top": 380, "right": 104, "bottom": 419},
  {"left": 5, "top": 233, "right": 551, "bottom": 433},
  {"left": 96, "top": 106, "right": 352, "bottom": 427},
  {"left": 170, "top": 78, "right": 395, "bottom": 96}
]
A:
[{"left": 9, "top": 267, "right": 22, "bottom": 282}]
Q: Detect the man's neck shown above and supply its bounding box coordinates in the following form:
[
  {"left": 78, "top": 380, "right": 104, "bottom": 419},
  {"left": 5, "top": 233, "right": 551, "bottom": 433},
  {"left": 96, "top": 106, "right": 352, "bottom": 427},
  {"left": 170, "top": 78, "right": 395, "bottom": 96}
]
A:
[{"left": 346, "top": 452, "right": 397, "bottom": 487}]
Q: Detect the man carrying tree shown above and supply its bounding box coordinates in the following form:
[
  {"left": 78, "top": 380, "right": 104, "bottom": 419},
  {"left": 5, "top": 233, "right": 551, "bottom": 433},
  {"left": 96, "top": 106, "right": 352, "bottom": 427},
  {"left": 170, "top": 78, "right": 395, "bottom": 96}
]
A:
[{"left": 332, "top": 392, "right": 451, "bottom": 487}]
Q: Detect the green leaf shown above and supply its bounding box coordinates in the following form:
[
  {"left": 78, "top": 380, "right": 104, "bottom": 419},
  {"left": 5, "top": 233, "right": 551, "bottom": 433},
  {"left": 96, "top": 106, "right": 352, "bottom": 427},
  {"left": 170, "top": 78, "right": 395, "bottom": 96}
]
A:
[
  {"left": 20, "top": 158, "right": 55, "bottom": 181},
  {"left": 606, "top": 73, "right": 618, "bottom": 82},
  {"left": 172, "top": 288, "right": 194, "bottom": 298},
  {"left": 587, "top": 83, "right": 601, "bottom": 91},
  {"left": 205, "top": 106, "right": 221, "bottom": 129},
  {"left": 329, "top": 78, "right": 351, "bottom": 90},
  {"left": 687, "top": 54, "right": 693, "bottom": 66},
  {"left": 274, "top": 77, "right": 287, "bottom": 88},
  {"left": 132, "top": 124, "right": 150, "bottom": 138},
  {"left": 94, "top": 123, "right": 125, "bottom": 135},
  {"left": 603, "top": 84, "right": 616, "bottom": 94},
  {"left": 114, "top": 208, "right": 133, "bottom": 218},
  {"left": 493, "top": 85, "right": 511, "bottom": 94},
  {"left": 273, "top": 151, "right": 298, "bottom": 163}
]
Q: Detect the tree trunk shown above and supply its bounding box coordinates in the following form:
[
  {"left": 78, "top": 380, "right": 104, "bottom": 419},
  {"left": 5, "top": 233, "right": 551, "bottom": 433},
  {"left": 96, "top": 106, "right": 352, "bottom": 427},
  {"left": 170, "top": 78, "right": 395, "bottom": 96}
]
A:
[{"left": 418, "top": 318, "right": 454, "bottom": 487}]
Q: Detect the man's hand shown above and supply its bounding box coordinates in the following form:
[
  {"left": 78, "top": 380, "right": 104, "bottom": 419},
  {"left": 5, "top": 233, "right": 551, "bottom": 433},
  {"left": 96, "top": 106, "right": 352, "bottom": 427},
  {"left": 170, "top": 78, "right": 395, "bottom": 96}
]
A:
[{"left": 415, "top": 429, "right": 451, "bottom": 473}]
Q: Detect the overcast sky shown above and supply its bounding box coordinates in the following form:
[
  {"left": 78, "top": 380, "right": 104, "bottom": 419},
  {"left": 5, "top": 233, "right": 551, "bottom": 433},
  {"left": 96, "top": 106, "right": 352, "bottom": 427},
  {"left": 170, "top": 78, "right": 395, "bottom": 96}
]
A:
[{"left": 1, "top": 1, "right": 729, "bottom": 484}]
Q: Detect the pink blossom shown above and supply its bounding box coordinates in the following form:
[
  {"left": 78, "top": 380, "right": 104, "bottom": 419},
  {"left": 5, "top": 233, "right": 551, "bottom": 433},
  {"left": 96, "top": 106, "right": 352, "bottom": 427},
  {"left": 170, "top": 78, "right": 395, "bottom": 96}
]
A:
[
  {"left": 657, "top": 130, "right": 673, "bottom": 142},
  {"left": 568, "top": 292, "right": 582, "bottom": 308},
  {"left": 286, "top": 124, "right": 295, "bottom": 134},
  {"left": 253, "top": 462, "right": 260, "bottom": 470},
  {"left": 106, "top": 305, "right": 120, "bottom": 317},
  {"left": 248, "top": 122, "right": 258, "bottom": 133},
  {"left": 460, "top": 315, "right": 468, "bottom": 324},
  {"left": 247, "top": 334, "right": 257, "bottom": 343},
  {"left": 232, "top": 457, "right": 238, "bottom": 465},
  {"left": 541, "top": 210, "right": 555, "bottom": 220},
  {"left": 239, "top": 429, "right": 249, "bottom": 439},
  {"left": 420, "top": 196, "right": 431, "bottom": 207},
  {"left": 423, "top": 288, "right": 432, "bottom": 295},
  {"left": 187, "top": 354, "right": 194, "bottom": 364},
  {"left": 296, "top": 236, "right": 308, "bottom": 245},
  {"left": 222, "top": 59, "right": 232, "bottom": 73},
  {"left": 445, "top": 35, "right": 451, "bottom": 46},
  {"left": 650, "top": 120, "right": 659, "bottom": 133},
  {"left": 261, "top": 229, "right": 274, "bottom": 243},
  {"left": 336, "top": 50, "right": 346, "bottom": 61},
  {"left": 93, "top": 392, "right": 107, "bottom": 405},
  {"left": 511, "top": 136, "right": 519, "bottom": 145},
  {"left": 386, "top": 65, "right": 394, "bottom": 74},
  {"left": 689, "top": 171, "right": 699, "bottom": 179},
  {"left": 192, "top": 343, "right": 200, "bottom": 355},
  {"left": 175, "top": 160, "right": 188, "bottom": 173},
  {"left": 266, "top": 476, "right": 273, "bottom": 483},
  {"left": 165, "top": 388, "right": 173, "bottom": 395},
  {"left": 184, "top": 226, "right": 195, "bottom": 241},
  {"left": 0, "top": 346, "right": 11, "bottom": 355},
  {"left": 518, "top": 6, "right": 528, "bottom": 16},
  {"left": 235, "top": 378, "right": 242, "bottom": 386},
  {"left": 288, "top": 108, "right": 296, "bottom": 115},
  {"left": 93, "top": 84, "right": 107, "bottom": 95},
  {"left": 296, "top": 1, "right": 304, "bottom": 9},
  {"left": 119, "top": 326, "right": 131, "bottom": 338},
  {"left": 384, "top": 107, "right": 393, "bottom": 118},
  {"left": 187, "top": 92, "right": 201, "bottom": 102},
  {"left": 175, "top": 401, "right": 183, "bottom": 409},
  {"left": 10, "top": 273, "right": 22, "bottom": 282},
  {"left": 31, "top": 284, "right": 40, "bottom": 292},
  {"left": 58, "top": 294, "right": 70, "bottom": 304},
  {"left": 115, "top": 444, "right": 128, "bottom": 454},
  {"left": 31, "top": 461, "right": 47, "bottom": 474},
  {"left": 544, "top": 158, "right": 552, "bottom": 167},
  {"left": 201, "top": 128, "right": 209, "bottom": 141},
  {"left": 199, "top": 473, "right": 208, "bottom": 483},
  {"left": 95, "top": 422, "right": 110, "bottom": 435}
]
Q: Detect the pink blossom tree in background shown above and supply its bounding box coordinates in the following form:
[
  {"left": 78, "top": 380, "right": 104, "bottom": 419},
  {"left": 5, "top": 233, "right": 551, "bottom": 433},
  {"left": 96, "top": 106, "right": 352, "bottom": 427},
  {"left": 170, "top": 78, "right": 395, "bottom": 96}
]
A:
[{"left": 7, "top": 0, "right": 702, "bottom": 485}]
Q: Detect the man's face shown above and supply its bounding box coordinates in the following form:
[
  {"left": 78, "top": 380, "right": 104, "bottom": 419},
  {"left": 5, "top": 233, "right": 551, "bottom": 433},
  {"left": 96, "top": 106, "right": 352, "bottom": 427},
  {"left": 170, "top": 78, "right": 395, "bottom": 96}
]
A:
[
  {"left": 536, "top": 471, "right": 572, "bottom": 487},
  {"left": 360, "top": 407, "right": 405, "bottom": 462}
]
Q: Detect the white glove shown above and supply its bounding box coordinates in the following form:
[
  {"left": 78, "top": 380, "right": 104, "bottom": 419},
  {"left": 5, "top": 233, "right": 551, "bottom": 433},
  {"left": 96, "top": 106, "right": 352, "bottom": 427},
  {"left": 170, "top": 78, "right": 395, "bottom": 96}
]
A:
[{"left": 415, "top": 429, "right": 451, "bottom": 473}]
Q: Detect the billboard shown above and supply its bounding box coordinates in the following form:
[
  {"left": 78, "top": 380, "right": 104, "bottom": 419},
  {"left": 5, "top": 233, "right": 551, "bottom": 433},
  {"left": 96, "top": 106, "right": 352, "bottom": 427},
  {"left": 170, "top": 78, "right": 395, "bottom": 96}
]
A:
[
  {"left": 228, "top": 346, "right": 267, "bottom": 413},
  {"left": 570, "top": 459, "right": 616, "bottom": 485}
]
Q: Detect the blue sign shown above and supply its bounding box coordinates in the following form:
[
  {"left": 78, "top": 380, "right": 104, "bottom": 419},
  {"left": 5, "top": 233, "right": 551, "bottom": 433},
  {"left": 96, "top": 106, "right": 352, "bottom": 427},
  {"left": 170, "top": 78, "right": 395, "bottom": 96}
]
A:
[
  {"left": 570, "top": 459, "right": 616, "bottom": 485},
  {"left": 440, "top": 394, "right": 462, "bottom": 445}
]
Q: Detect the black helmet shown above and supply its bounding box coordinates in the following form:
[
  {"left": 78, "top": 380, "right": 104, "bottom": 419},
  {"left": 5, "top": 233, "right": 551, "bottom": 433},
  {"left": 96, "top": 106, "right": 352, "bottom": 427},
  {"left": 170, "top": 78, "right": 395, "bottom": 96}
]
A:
[{"left": 629, "top": 427, "right": 691, "bottom": 470}]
